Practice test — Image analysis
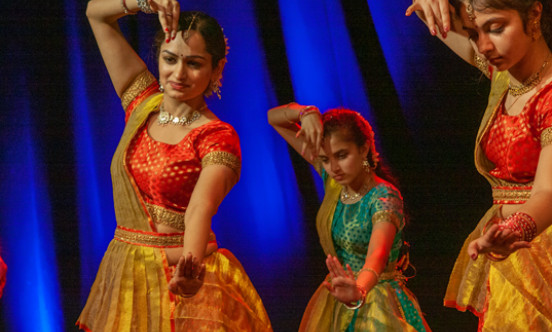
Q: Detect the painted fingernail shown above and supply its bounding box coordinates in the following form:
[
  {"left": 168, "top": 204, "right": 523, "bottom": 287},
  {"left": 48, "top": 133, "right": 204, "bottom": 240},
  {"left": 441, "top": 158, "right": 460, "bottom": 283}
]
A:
[
  {"left": 165, "top": 27, "right": 169, "bottom": 32},
  {"left": 166, "top": 38, "right": 170, "bottom": 43},
  {"left": 431, "top": 29, "right": 437, "bottom": 36}
]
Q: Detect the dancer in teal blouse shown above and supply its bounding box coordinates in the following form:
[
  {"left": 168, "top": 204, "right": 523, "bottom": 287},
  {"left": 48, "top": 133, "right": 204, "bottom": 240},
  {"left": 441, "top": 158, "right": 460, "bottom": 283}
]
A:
[{"left": 268, "top": 105, "right": 431, "bottom": 331}]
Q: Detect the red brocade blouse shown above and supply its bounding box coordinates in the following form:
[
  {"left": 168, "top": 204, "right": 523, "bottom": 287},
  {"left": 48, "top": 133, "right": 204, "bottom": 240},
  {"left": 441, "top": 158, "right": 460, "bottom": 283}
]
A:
[
  {"left": 481, "top": 83, "right": 552, "bottom": 183},
  {"left": 122, "top": 73, "right": 241, "bottom": 226},
  {"left": 127, "top": 121, "right": 241, "bottom": 212}
]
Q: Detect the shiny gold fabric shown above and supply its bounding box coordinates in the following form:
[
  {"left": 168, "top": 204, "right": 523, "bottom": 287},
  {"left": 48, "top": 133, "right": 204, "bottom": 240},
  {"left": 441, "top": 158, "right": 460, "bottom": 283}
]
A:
[
  {"left": 77, "top": 78, "right": 272, "bottom": 331},
  {"left": 444, "top": 70, "right": 552, "bottom": 330}
]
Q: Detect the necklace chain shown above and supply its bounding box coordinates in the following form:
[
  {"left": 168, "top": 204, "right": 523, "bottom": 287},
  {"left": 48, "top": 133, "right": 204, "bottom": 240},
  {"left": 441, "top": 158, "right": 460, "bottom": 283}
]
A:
[
  {"left": 158, "top": 104, "right": 206, "bottom": 126},
  {"left": 508, "top": 54, "right": 552, "bottom": 97},
  {"left": 340, "top": 176, "right": 376, "bottom": 204}
]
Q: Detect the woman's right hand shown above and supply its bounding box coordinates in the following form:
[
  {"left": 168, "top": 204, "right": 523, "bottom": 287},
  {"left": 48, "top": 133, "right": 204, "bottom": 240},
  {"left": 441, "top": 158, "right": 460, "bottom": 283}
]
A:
[
  {"left": 168, "top": 252, "right": 206, "bottom": 297},
  {"left": 148, "top": 0, "right": 181, "bottom": 42},
  {"left": 405, "top": 0, "right": 453, "bottom": 38},
  {"left": 293, "top": 104, "right": 323, "bottom": 162}
]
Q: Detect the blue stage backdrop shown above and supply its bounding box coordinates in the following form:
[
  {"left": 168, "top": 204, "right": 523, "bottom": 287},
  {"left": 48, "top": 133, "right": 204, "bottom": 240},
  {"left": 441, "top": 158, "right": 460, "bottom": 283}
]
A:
[{"left": 0, "top": 0, "right": 489, "bottom": 330}]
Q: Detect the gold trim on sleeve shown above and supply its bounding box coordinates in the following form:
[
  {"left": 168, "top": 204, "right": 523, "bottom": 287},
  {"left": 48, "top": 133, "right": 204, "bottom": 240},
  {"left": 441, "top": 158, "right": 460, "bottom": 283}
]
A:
[
  {"left": 121, "top": 71, "right": 157, "bottom": 111},
  {"left": 541, "top": 127, "right": 552, "bottom": 147},
  {"left": 372, "top": 210, "right": 401, "bottom": 230},
  {"left": 202, "top": 151, "right": 241, "bottom": 175}
]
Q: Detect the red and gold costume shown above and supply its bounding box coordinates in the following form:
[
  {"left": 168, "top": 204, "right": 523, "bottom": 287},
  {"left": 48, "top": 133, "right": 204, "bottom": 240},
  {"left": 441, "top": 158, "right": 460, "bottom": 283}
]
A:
[
  {"left": 444, "top": 70, "right": 552, "bottom": 330},
  {"left": 77, "top": 71, "right": 272, "bottom": 332}
]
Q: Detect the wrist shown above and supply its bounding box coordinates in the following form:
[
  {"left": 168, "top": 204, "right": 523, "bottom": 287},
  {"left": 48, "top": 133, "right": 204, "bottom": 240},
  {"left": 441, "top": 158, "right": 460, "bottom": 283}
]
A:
[
  {"left": 299, "top": 105, "right": 320, "bottom": 121},
  {"left": 344, "top": 284, "right": 367, "bottom": 310},
  {"left": 499, "top": 212, "right": 537, "bottom": 242}
]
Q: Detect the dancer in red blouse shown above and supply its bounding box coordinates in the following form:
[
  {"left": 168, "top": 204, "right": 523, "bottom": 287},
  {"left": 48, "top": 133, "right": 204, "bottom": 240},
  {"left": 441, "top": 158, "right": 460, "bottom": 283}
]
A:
[
  {"left": 77, "top": 1, "right": 272, "bottom": 331},
  {"left": 407, "top": 0, "right": 552, "bottom": 330}
]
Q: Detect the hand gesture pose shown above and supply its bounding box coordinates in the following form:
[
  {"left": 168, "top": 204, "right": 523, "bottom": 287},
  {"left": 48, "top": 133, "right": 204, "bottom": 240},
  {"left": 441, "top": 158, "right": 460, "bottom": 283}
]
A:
[
  {"left": 147, "top": 0, "right": 181, "bottom": 41},
  {"left": 323, "top": 255, "right": 365, "bottom": 305},
  {"left": 405, "top": 0, "right": 453, "bottom": 37},
  {"left": 168, "top": 253, "right": 206, "bottom": 297},
  {"left": 267, "top": 102, "right": 323, "bottom": 164},
  {"left": 468, "top": 224, "right": 531, "bottom": 261}
]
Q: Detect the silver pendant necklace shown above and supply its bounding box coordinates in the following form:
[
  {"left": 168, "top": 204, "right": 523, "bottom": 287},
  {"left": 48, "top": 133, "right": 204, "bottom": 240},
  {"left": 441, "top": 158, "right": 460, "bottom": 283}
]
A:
[{"left": 158, "top": 104, "right": 206, "bottom": 126}]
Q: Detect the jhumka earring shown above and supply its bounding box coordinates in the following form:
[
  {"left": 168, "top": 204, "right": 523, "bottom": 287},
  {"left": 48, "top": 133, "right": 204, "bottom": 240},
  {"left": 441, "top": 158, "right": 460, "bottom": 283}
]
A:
[
  {"left": 533, "top": 20, "right": 541, "bottom": 40},
  {"left": 210, "top": 80, "right": 222, "bottom": 99},
  {"left": 159, "top": 84, "right": 164, "bottom": 92},
  {"left": 362, "top": 160, "right": 371, "bottom": 173}
]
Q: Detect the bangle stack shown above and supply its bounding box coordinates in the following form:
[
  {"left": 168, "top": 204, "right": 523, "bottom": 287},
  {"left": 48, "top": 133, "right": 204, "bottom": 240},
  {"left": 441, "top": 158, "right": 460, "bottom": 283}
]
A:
[
  {"left": 299, "top": 105, "right": 320, "bottom": 121},
  {"left": 485, "top": 212, "right": 537, "bottom": 262},
  {"left": 499, "top": 212, "right": 537, "bottom": 242},
  {"left": 137, "top": 0, "right": 155, "bottom": 13}
]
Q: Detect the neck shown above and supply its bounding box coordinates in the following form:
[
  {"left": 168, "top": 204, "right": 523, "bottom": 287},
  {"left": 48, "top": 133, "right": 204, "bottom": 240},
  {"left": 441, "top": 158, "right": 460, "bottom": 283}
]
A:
[
  {"left": 345, "top": 172, "right": 375, "bottom": 193},
  {"left": 162, "top": 97, "right": 207, "bottom": 117},
  {"left": 509, "top": 42, "right": 551, "bottom": 84}
]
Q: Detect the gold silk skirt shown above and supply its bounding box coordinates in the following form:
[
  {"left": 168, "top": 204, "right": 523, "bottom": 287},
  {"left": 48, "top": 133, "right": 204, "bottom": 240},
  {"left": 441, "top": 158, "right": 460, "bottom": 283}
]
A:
[
  {"left": 445, "top": 205, "right": 552, "bottom": 331},
  {"left": 77, "top": 239, "right": 272, "bottom": 332},
  {"left": 299, "top": 279, "right": 429, "bottom": 331}
]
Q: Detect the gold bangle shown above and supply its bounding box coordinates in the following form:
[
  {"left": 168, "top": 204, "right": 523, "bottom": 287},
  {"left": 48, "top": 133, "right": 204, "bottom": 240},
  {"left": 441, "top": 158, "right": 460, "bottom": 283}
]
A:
[
  {"left": 486, "top": 252, "right": 508, "bottom": 262},
  {"left": 358, "top": 267, "right": 379, "bottom": 280}
]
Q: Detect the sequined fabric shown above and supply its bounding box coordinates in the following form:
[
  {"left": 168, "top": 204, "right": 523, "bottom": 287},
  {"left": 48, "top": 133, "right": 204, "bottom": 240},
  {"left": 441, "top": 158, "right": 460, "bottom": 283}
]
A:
[
  {"left": 77, "top": 71, "right": 272, "bottom": 332},
  {"left": 444, "top": 71, "right": 552, "bottom": 331},
  {"left": 299, "top": 170, "right": 430, "bottom": 332}
]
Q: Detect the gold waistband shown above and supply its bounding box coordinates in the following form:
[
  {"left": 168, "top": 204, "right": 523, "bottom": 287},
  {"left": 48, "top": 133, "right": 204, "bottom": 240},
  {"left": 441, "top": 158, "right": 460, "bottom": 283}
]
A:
[
  {"left": 114, "top": 226, "right": 217, "bottom": 248},
  {"left": 114, "top": 226, "right": 184, "bottom": 248},
  {"left": 492, "top": 185, "right": 531, "bottom": 204},
  {"left": 145, "top": 202, "right": 185, "bottom": 231}
]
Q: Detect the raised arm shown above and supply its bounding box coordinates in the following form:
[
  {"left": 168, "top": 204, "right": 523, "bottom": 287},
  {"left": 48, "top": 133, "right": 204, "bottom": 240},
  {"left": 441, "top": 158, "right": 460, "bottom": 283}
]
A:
[
  {"left": 406, "top": 0, "right": 476, "bottom": 66},
  {"left": 86, "top": 0, "right": 180, "bottom": 96},
  {"left": 267, "top": 102, "right": 323, "bottom": 165}
]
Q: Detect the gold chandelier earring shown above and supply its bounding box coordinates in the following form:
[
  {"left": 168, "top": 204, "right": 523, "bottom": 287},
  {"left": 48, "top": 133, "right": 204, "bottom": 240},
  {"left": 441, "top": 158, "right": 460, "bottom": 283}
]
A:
[
  {"left": 532, "top": 20, "right": 541, "bottom": 40},
  {"left": 362, "top": 160, "right": 371, "bottom": 173}
]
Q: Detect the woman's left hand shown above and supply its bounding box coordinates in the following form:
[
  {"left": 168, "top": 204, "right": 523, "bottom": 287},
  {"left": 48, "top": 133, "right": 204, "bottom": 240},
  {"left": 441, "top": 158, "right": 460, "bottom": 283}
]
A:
[
  {"left": 149, "top": 0, "right": 181, "bottom": 42},
  {"left": 467, "top": 224, "right": 531, "bottom": 260},
  {"left": 168, "top": 252, "right": 206, "bottom": 297},
  {"left": 323, "top": 255, "right": 363, "bottom": 304}
]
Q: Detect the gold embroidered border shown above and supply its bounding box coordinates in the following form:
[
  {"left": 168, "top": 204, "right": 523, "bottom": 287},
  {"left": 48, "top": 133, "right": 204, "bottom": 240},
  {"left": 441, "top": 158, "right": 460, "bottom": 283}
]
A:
[
  {"left": 114, "top": 226, "right": 183, "bottom": 247},
  {"left": 474, "top": 53, "right": 491, "bottom": 79},
  {"left": 145, "top": 202, "right": 186, "bottom": 231},
  {"left": 492, "top": 186, "right": 531, "bottom": 204},
  {"left": 541, "top": 127, "right": 552, "bottom": 147},
  {"left": 121, "top": 71, "right": 157, "bottom": 110},
  {"left": 202, "top": 151, "right": 241, "bottom": 175},
  {"left": 372, "top": 210, "right": 401, "bottom": 230}
]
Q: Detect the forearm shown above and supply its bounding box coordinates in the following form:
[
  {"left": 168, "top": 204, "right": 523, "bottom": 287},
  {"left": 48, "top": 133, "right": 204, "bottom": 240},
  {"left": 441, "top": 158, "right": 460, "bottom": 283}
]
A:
[
  {"left": 267, "top": 104, "right": 301, "bottom": 130},
  {"left": 87, "top": 0, "right": 140, "bottom": 24},
  {"left": 356, "top": 251, "right": 388, "bottom": 293},
  {"left": 503, "top": 191, "right": 552, "bottom": 237},
  {"left": 182, "top": 202, "right": 218, "bottom": 262}
]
